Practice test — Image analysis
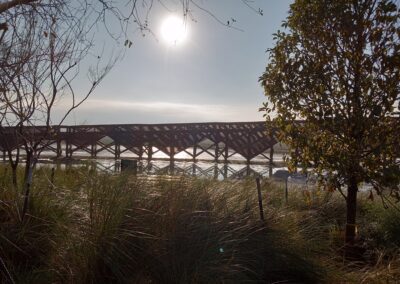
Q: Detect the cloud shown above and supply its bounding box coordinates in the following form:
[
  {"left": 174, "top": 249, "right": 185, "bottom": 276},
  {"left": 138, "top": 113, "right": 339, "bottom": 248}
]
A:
[
  {"left": 53, "top": 99, "right": 264, "bottom": 124},
  {"left": 86, "top": 99, "right": 223, "bottom": 115}
]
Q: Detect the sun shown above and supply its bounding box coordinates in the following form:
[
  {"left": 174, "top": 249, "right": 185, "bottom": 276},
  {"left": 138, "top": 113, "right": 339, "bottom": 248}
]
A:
[{"left": 161, "top": 16, "right": 188, "bottom": 45}]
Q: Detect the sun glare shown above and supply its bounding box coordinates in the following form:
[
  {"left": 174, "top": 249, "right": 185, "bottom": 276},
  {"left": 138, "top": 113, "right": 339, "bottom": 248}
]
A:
[{"left": 161, "top": 16, "right": 188, "bottom": 46}]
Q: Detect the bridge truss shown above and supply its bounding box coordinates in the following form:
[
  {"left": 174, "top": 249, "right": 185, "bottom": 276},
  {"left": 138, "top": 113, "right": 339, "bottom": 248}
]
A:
[{"left": 0, "top": 122, "right": 278, "bottom": 164}]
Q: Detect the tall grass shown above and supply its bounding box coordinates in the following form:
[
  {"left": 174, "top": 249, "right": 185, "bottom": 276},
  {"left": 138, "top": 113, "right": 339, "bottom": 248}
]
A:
[{"left": 0, "top": 164, "right": 399, "bottom": 283}]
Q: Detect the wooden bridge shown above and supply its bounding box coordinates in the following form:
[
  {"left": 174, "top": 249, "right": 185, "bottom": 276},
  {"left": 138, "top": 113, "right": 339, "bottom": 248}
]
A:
[{"left": 0, "top": 122, "right": 278, "bottom": 164}]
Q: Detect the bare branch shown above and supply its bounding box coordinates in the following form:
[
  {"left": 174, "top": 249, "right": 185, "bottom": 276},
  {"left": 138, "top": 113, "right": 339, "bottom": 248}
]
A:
[{"left": 0, "top": 0, "right": 38, "bottom": 14}]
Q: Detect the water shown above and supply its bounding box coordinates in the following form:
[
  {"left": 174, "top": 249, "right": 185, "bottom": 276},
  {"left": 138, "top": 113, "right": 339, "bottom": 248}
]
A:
[
  {"left": 3, "top": 145, "right": 287, "bottom": 180},
  {"left": 3, "top": 148, "right": 383, "bottom": 191},
  {"left": 26, "top": 158, "right": 287, "bottom": 180}
]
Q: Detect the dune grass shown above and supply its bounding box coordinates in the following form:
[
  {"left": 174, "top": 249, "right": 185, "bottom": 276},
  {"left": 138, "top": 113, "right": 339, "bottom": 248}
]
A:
[{"left": 0, "top": 164, "right": 399, "bottom": 283}]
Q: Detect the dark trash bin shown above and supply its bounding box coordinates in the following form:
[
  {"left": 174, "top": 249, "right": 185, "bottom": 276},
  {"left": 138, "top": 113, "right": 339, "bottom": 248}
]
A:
[{"left": 121, "top": 159, "right": 138, "bottom": 174}]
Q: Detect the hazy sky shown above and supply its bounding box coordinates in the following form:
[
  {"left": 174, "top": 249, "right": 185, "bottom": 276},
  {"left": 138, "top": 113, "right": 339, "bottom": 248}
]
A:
[{"left": 67, "top": 0, "right": 293, "bottom": 125}]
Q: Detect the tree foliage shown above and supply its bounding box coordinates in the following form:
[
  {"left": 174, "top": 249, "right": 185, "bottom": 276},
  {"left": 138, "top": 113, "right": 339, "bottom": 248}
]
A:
[{"left": 260, "top": 0, "right": 400, "bottom": 246}]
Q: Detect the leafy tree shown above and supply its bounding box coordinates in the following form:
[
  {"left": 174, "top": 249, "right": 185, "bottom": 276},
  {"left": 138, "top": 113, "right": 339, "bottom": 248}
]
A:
[{"left": 260, "top": 0, "right": 400, "bottom": 248}]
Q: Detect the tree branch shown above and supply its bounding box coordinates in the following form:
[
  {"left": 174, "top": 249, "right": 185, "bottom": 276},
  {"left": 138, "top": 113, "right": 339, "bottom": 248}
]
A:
[{"left": 0, "top": 0, "right": 38, "bottom": 14}]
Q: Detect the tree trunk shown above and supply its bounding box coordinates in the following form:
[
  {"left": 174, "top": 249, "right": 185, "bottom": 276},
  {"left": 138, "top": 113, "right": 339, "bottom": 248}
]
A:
[
  {"left": 21, "top": 151, "right": 33, "bottom": 220},
  {"left": 7, "top": 148, "right": 19, "bottom": 187},
  {"left": 345, "top": 177, "right": 358, "bottom": 247},
  {"left": 23, "top": 152, "right": 31, "bottom": 185},
  {"left": 11, "top": 164, "right": 17, "bottom": 187}
]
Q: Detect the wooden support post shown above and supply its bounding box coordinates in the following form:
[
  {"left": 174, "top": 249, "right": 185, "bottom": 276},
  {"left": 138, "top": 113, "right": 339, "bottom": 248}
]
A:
[
  {"left": 139, "top": 146, "right": 144, "bottom": 160},
  {"left": 56, "top": 141, "right": 62, "bottom": 158},
  {"left": 115, "top": 144, "right": 120, "bottom": 159},
  {"left": 69, "top": 143, "right": 73, "bottom": 158},
  {"left": 223, "top": 164, "right": 228, "bottom": 179},
  {"left": 192, "top": 145, "right": 197, "bottom": 162},
  {"left": 269, "top": 146, "right": 274, "bottom": 178},
  {"left": 256, "top": 177, "right": 265, "bottom": 221},
  {"left": 214, "top": 143, "right": 219, "bottom": 162},
  {"left": 147, "top": 161, "right": 153, "bottom": 172},
  {"left": 66, "top": 128, "right": 71, "bottom": 158},
  {"left": 133, "top": 160, "right": 138, "bottom": 175},
  {"left": 170, "top": 147, "right": 175, "bottom": 163},
  {"left": 115, "top": 161, "right": 120, "bottom": 172},
  {"left": 246, "top": 164, "right": 250, "bottom": 176},
  {"left": 213, "top": 164, "right": 218, "bottom": 179},
  {"left": 192, "top": 163, "right": 196, "bottom": 176},
  {"left": 168, "top": 147, "right": 175, "bottom": 175},
  {"left": 147, "top": 145, "right": 153, "bottom": 161},
  {"left": 224, "top": 146, "right": 228, "bottom": 164},
  {"left": 65, "top": 141, "right": 68, "bottom": 158},
  {"left": 65, "top": 141, "right": 71, "bottom": 158},
  {"left": 91, "top": 144, "right": 97, "bottom": 158},
  {"left": 169, "top": 160, "right": 174, "bottom": 175}
]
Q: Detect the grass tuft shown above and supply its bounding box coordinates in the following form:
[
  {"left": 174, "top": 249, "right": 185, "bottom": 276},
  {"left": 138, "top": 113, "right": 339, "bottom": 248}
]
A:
[{"left": 0, "top": 165, "right": 399, "bottom": 283}]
